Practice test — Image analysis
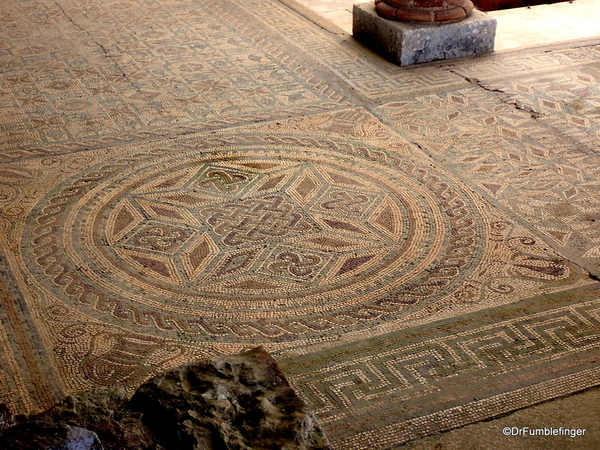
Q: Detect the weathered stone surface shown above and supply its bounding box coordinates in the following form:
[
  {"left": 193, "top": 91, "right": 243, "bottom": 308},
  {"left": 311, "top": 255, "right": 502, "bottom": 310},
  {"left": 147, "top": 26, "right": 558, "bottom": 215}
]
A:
[
  {"left": 129, "top": 347, "right": 330, "bottom": 450},
  {"left": 353, "top": 3, "right": 496, "bottom": 66},
  {"left": 36, "top": 387, "right": 156, "bottom": 450},
  {"left": 0, "top": 403, "right": 15, "bottom": 431},
  {"left": 0, "top": 422, "right": 103, "bottom": 450},
  {"left": 0, "top": 388, "right": 159, "bottom": 450},
  {"left": 0, "top": 348, "right": 330, "bottom": 450}
]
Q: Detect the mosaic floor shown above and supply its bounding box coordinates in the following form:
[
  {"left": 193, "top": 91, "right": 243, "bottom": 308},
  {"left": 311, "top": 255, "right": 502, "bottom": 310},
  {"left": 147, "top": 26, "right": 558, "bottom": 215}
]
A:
[{"left": 0, "top": 0, "right": 599, "bottom": 448}]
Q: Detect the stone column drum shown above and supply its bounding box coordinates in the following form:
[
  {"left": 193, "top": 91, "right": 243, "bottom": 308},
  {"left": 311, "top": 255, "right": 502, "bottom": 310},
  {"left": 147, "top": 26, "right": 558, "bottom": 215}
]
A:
[{"left": 374, "top": 0, "right": 475, "bottom": 23}]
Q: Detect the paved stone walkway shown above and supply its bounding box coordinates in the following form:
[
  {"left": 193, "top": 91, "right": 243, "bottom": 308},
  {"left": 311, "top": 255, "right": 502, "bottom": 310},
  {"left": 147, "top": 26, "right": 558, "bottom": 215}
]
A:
[
  {"left": 291, "top": 0, "right": 600, "bottom": 51},
  {"left": 0, "top": 0, "right": 599, "bottom": 448}
]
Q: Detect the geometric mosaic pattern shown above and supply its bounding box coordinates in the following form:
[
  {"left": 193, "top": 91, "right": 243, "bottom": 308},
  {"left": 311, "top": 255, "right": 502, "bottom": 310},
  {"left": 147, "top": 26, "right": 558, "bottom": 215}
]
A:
[
  {"left": 375, "top": 71, "right": 600, "bottom": 277},
  {"left": 281, "top": 285, "right": 600, "bottom": 448},
  {"left": 0, "top": 0, "right": 350, "bottom": 161},
  {"left": 2, "top": 115, "right": 598, "bottom": 448},
  {"left": 24, "top": 142, "right": 489, "bottom": 340},
  {"left": 0, "top": 0, "right": 599, "bottom": 448},
  {"left": 20, "top": 132, "right": 589, "bottom": 347}
]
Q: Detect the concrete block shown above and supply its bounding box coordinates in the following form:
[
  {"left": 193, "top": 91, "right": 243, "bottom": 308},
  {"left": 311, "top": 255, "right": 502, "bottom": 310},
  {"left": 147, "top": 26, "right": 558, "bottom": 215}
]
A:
[{"left": 353, "top": 3, "right": 497, "bottom": 66}]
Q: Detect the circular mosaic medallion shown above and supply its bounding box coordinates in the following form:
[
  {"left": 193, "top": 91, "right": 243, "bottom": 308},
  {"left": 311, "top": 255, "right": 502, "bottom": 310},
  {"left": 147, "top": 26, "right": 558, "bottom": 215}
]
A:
[{"left": 25, "top": 141, "right": 486, "bottom": 340}]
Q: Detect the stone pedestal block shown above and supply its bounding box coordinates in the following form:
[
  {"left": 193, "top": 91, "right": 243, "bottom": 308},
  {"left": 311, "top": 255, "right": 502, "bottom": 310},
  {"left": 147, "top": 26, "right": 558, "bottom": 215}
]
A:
[{"left": 353, "top": 3, "right": 496, "bottom": 66}]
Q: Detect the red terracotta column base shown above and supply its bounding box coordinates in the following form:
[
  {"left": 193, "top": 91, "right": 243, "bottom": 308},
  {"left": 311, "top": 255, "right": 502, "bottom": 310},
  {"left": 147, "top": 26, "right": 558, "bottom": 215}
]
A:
[{"left": 375, "top": 0, "right": 474, "bottom": 22}]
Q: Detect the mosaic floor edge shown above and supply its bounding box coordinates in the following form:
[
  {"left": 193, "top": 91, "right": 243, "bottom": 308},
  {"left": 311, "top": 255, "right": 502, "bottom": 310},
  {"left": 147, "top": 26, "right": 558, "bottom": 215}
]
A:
[{"left": 279, "top": 284, "right": 600, "bottom": 448}]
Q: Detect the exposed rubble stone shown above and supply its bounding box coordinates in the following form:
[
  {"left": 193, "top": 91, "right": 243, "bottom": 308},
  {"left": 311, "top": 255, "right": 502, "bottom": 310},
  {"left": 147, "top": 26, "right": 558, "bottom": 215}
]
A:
[
  {"left": 0, "top": 347, "right": 330, "bottom": 450},
  {"left": 0, "top": 422, "right": 103, "bottom": 450}
]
